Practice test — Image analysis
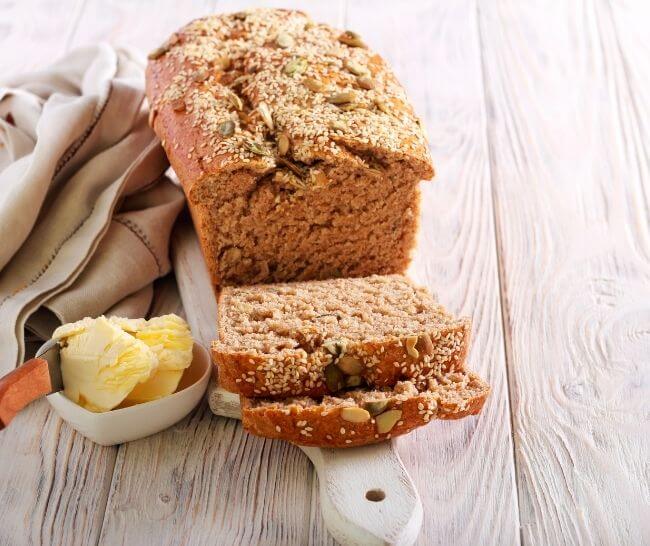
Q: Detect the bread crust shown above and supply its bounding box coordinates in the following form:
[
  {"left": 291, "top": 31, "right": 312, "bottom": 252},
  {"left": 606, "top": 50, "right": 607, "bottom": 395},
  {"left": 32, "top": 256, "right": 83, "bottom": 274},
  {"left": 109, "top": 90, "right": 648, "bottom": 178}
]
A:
[
  {"left": 214, "top": 320, "right": 471, "bottom": 398},
  {"left": 241, "top": 373, "right": 490, "bottom": 448},
  {"left": 145, "top": 9, "right": 433, "bottom": 189}
]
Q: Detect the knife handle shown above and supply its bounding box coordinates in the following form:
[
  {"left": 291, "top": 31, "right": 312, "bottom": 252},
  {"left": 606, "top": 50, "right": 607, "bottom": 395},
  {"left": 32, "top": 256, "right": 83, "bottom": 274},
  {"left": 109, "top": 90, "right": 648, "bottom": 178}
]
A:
[{"left": 0, "top": 358, "right": 52, "bottom": 429}]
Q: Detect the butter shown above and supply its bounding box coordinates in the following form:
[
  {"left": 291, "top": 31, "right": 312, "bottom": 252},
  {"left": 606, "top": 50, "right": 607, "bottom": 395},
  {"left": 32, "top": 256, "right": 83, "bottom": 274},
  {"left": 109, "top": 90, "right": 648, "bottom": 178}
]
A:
[
  {"left": 126, "top": 370, "right": 184, "bottom": 403},
  {"left": 53, "top": 313, "right": 194, "bottom": 411},
  {"left": 125, "top": 314, "right": 193, "bottom": 403},
  {"left": 53, "top": 317, "right": 158, "bottom": 412}
]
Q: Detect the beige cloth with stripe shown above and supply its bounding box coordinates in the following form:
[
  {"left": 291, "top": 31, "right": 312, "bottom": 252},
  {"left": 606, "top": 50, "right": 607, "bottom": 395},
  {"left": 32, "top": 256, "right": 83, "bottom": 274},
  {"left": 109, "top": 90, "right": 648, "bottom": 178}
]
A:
[{"left": 0, "top": 44, "right": 184, "bottom": 372}]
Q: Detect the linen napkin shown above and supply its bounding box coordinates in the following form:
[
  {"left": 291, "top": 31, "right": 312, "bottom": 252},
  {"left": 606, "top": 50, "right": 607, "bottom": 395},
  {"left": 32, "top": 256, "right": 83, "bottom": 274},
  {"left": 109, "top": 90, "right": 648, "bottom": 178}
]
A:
[{"left": 0, "top": 44, "right": 184, "bottom": 372}]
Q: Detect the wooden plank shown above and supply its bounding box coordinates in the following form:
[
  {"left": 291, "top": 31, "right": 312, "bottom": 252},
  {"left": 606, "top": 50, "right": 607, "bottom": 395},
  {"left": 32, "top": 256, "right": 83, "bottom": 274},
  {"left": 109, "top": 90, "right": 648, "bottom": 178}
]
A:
[
  {"left": 477, "top": 2, "right": 650, "bottom": 544},
  {"left": 0, "top": 402, "right": 116, "bottom": 546},
  {"left": 68, "top": 0, "right": 217, "bottom": 52},
  {"left": 344, "top": 2, "right": 520, "bottom": 545},
  {"left": 0, "top": 0, "right": 86, "bottom": 75}
]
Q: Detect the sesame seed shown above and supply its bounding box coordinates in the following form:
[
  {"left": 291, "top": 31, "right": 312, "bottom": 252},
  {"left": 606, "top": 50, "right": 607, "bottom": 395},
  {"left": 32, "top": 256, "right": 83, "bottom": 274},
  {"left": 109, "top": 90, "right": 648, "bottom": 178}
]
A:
[{"left": 150, "top": 8, "right": 430, "bottom": 176}]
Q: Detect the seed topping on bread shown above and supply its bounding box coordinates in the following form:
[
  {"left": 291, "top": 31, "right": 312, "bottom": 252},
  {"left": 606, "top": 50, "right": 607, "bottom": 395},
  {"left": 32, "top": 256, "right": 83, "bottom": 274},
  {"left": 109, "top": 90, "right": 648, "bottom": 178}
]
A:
[
  {"left": 146, "top": 8, "right": 432, "bottom": 185},
  {"left": 241, "top": 373, "right": 490, "bottom": 447}
]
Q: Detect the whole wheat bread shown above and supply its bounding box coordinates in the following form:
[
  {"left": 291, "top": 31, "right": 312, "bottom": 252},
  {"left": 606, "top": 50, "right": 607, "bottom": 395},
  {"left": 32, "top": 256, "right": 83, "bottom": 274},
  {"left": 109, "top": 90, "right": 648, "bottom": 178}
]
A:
[
  {"left": 241, "top": 372, "right": 489, "bottom": 447},
  {"left": 213, "top": 275, "right": 472, "bottom": 398},
  {"left": 145, "top": 9, "right": 434, "bottom": 286}
]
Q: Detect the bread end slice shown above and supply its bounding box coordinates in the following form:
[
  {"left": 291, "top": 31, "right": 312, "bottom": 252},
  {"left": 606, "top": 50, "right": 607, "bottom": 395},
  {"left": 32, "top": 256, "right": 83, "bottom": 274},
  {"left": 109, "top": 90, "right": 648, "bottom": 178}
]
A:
[{"left": 241, "top": 371, "right": 489, "bottom": 448}]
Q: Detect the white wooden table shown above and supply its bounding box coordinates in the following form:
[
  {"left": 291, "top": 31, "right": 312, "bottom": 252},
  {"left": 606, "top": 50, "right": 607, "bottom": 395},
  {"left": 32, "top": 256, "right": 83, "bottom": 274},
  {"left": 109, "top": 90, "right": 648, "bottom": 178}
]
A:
[{"left": 1, "top": 1, "right": 649, "bottom": 544}]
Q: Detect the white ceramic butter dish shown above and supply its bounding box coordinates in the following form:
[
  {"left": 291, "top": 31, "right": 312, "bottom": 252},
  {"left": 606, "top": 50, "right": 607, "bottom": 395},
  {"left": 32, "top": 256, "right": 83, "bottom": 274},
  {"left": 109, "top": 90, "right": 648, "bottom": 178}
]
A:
[{"left": 45, "top": 343, "right": 211, "bottom": 446}]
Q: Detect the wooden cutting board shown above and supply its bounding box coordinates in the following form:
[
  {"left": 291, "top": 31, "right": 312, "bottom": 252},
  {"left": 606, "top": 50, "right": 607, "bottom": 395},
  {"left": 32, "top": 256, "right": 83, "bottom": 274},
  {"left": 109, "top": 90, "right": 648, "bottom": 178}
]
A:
[{"left": 171, "top": 218, "right": 423, "bottom": 546}]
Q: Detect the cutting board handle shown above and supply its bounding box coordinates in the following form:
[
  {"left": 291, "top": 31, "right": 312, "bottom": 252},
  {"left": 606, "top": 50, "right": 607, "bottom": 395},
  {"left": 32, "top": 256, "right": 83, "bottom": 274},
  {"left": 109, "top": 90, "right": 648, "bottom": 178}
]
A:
[
  {"left": 302, "top": 443, "right": 422, "bottom": 546},
  {"left": 0, "top": 358, "right": 51, "bottom": 429}
]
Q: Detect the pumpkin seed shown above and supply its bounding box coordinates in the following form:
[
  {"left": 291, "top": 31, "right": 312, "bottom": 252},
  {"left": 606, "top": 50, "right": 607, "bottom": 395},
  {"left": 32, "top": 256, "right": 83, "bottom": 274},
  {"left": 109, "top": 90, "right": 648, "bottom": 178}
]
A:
[
  {"left": 344, "top": 59, "right": 369, "bottom": 76},
  {"left": 214, "top": 55, "right": 231, "bottom": 71},
  {"left": 244, "top": 139, "right": 269, "bottom": 156},
  {"left": 258, "top": 102, "right": 274, "bottom": 131},
  {"left": 418, "top": 333, "right": 435, "bottom": 356},
  {"left": 364, "top": 400, "right": 390, "bottom": 417},
  {"left": 327, "top": 91, "right": 356, "bottom": 105},
  {"left": 276, "top": 32, "right": 294, "bottom": 48},
  {"left": 227, "top": 92, "right": 243, "bottom": 111},
  {"left": 375, "top": 409, "right": 402, "bottom": 434},
  {"left": 284, "top": 57, "right": 308, "bottom": 76},
  {"left": 341, "top": 407, "right": 371, "bottom": 423},
  {"left": 324, "top": 363, "right": 345, "bottom": 392},
  {"left": 232, "top": 74, "right": 252, "bottom": 87},
  {"left": 277, "top": 133, "right": 290, "bottom": 156},
  {"left": 303, "top": 77, "right": 324, "bottom": 92},
  {"left": 337, "top": 355, "right": 363, "bottom": 375},
  {"left": 218, "top": 120, "right": 235, "bottom": 137},
  {"left": 338, "top": 103, "right": 361, "bottom": 111},
  {"left": 375, "top": 99, "right": 391, "bottom": 114},
  {"left": 329, "top": 120, "right": 347, "bottom": 132},
  {"left": 405, "top": 336, "right": 419, "bottom": 359},
  {"left": 278, "top": 157, "right": 307, "bottom": 178},
  {"left": 357, "top": 75, "right": 374, "bottom": 90},
  {"left": 338, "top": 30, "right": 365, "bottom": 48},
  {"left": 345, "top": 375, "right": 363, "bottom": 388}
]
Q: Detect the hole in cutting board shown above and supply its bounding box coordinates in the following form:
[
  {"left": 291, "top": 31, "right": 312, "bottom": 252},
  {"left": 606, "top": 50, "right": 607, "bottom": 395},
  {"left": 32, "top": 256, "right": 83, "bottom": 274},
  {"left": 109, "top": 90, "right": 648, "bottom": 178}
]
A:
[{"left": 365, "top": 489, "right": 385, "bottom": 502}]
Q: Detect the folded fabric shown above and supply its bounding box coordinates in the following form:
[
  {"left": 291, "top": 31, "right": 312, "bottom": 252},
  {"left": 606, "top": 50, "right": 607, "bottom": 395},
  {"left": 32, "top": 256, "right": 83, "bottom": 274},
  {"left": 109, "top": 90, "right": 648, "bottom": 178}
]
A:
[{"left": 0, "top": 44, "right": 184, "bottom": 372}]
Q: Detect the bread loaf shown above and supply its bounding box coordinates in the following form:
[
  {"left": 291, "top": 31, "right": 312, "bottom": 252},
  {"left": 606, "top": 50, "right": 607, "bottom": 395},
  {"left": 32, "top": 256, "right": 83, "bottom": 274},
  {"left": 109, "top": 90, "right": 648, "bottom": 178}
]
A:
[
  {"left": 241, "top": 372, "right": 489, "bottom": 448},
  {"left": 213, "top": 274, "right": 472, "bottom": 398},
  {"left": 145, "top": 8, "right": 434, "bottom": 286}
]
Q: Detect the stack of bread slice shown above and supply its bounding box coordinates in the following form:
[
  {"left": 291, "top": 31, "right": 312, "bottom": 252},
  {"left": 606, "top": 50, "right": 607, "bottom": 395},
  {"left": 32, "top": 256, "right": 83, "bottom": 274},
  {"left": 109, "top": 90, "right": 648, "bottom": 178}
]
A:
[{"left": 213, "top": 275, "right": 489, "bottom": 447}]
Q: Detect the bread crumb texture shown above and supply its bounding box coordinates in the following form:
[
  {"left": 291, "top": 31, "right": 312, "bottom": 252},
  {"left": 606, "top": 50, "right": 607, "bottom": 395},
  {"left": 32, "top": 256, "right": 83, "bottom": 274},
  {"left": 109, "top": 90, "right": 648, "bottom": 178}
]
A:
[{"left": 214, "top": 275, "right": 473, "bottom": 398}]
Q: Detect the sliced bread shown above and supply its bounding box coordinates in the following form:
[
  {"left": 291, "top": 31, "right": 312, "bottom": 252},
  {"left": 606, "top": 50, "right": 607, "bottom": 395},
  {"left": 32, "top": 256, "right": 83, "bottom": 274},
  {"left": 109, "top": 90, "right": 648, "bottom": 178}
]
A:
[
  {"left": 213, "top": 274, "right": 471, "bottom": 398},
  {"left": 241, "top": 371, "right": 489, "bottom": 448}
]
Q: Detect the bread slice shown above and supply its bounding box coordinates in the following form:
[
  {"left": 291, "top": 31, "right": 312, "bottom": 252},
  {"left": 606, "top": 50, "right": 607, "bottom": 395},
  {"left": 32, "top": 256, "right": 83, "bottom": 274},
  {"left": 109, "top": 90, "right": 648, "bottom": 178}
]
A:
[
  {"left": 213, "top": 275, "right": 471, "bottom": 398},
  {"left": 145, "top": 9, "right": 434, "bottom": 286},
  {"left": 241, "top": 371, "right": 489, "bottom": 448}
]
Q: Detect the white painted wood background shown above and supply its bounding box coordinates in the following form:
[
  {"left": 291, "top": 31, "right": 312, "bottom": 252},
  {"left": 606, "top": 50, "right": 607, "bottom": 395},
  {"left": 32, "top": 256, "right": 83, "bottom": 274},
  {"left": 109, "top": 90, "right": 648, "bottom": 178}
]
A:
[{"left": 0, "top": 0, "right": 648, "bottom": 544}]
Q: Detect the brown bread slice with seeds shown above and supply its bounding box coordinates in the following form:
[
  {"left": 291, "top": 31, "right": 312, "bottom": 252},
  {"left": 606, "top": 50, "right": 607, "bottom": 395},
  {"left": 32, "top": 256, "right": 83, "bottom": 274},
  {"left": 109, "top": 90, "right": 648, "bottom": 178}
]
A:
[
  {"left": 241, "top": 372, "right": 490, "bottom": 448},
  {"left": 213, "top": 275, "right": 473, "bottom": 398},
  {"left": 145, "top": 8, "right": 434, "bottom": 286}
]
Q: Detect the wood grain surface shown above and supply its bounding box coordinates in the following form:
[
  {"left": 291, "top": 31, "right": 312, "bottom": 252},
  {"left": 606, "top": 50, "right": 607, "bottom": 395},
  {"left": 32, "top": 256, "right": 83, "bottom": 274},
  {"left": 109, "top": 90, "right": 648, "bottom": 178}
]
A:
[
  {"left": 0, "top": 0, "right": 648, "bottom": 545},
  {"left": 478, "top": 1, "right": 650, "bottom": 543}
]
